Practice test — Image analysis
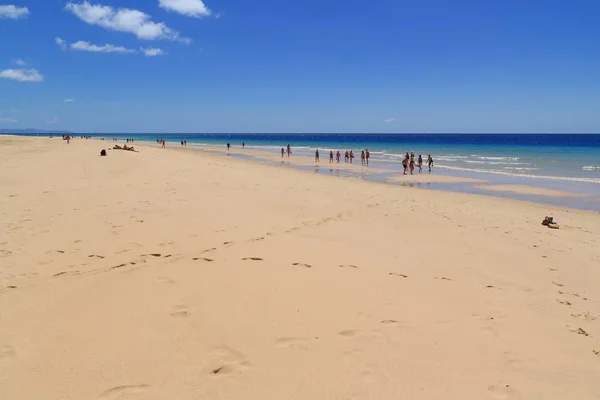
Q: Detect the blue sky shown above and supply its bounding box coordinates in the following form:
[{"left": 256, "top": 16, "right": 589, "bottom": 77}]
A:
[{"left": 1, "top": 0, "right": 599, "bottom": 133}]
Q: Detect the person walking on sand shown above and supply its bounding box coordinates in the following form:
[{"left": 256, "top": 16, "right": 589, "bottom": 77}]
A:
[
  {"left": 365, "top": 150, "right": 370, "bottom": 165},
  {"left": 227, "top": 142, "right": 231, "bottom": 151},
  {"left": 361, "top": 151, "right": 365, "bottom": 165},
  {"left": 315, "top": 149, "right": 320, "bottom": 162},
  {"left": 409, "top": 154, "right": 415, "bottom": 175},
  {"left": 417, "top": 155, "right": 423, "bottom": 172},
  {"left": 350, "top": 150, "right": 354, "bottom": 163},
  {"left": 329, "top": 151, "right": 334, "bottom": 163},
  {"left": 281, "top": 147, "right": 285, "bottom": 158},
  {"left": 402, "top": 152, "right": 409, "bottom": 175},
  {"left": 427, "top": 155, "right": 434, "bottom": 172},
  {"left": 287, "top": 144, "right": 291, "bottom": 157},
  {"left": 242, "top": 142, "right": 245, "bottom": 148},
  {"left": 345, "top": 150, "right": 349, "bottom": 163},
  {"left": 162, "top": 139, "right": 166, "bottom": 148},
  {"left": 336, "top": 151, "right": 341, "bottom": 163}
]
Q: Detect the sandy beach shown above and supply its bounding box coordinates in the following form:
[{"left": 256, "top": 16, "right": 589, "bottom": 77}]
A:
[{"left": 1, "top": 135, "right": 599, "bottom": 400}]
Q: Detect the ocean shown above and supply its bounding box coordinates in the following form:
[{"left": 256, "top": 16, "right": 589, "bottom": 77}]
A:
[{"left": 10, "top": 133, "right": 600, "bottom": 208}]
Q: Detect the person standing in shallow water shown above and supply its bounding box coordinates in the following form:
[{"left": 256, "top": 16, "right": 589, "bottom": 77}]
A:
[
  {"left": 227, "top": 143, "right": 230, "bottom": 151},
  {"left": 329, "top": 151, "right": 334, "bottom": 163},
  {"left": 361, "top": 151, "right": 365, "bottom": 165},
  {"left": 350, "top": 150, "right": 354, "bottom": 163},
  {"left": 418, "top": 155, "right": 423, "bottom": 172},
  {"left": 365, "top": 150, "right": 370, "bottom": 165},
  {"left": 281, "top": 147, "right": 285, "bottom": 158},
  {"left": 315, "top": 149, "right": 320, "bottom": 162},
  {"left": 402, "top": 152, "right": 409, "bottom": 174},
  {"left": 287, "top": 144, "right": 291, "bottom": 157},
  {"left": 427, "top": 155, "right": 434, "bottom": 172}
]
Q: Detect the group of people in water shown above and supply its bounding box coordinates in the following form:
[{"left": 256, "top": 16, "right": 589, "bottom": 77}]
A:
[
  {"left": 401, "top": 153, "right": 434, "bottom": 174},
  {"left": 312, "top": 149, "right": 371, "bottom": 165},
  {"left": 157, "top": 139, "right": 434, "bottom": 174}
]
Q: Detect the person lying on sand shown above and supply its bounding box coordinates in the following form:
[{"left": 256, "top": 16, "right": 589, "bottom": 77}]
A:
[{"left": 113, "top": 145, "right": 138, "bottom": 152}]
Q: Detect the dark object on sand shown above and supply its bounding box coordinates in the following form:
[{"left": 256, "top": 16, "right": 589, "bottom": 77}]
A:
[
  {"left": 542, "top": 216, "right": 560, "bottom": 229},
  {"left": 100, "top": 149, "right": 107, "bottom": 156}
]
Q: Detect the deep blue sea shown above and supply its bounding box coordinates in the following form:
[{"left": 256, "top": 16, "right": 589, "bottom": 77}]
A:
[{"left": 9, "top": 133, "right": 600, "bottom": 206}]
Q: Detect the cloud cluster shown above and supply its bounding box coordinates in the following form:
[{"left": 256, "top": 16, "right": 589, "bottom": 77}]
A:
[
  {"left": 14, "top": 59, "right": 27, "bottom": 66},
  {"left": 64, "top": 98, "right": 74, "bottom": 103},
  {"left": 71, "top": 40, "right": 136, "bottom": 54},
  {"left": 383, "top": 118, "right": 396, "bottom": 123},
  {"left": 159, "top": 0, "right": 211, "bottom": 18},
  {"left": 57, "top": 38, "right": 165, "bottom": 57},
  {"left": 0, "top": 117, "right": 18, "bottom": 123},
  {"left": 55, "top": 37, "right": 67, "bottom": 50},
  {"left": 65, "top": 1, "right": 190, "bottom": 42},
  {"left": 0, "top": 5, "right": 29, "bottom": 19},
  {"left": 141, "top": 47, "right": 164, "bottom": 57},
  {"left": 0, "top": 68, "right": 44, "bottom": 82}
]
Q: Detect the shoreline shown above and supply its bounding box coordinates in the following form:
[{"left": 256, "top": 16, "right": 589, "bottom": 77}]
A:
[{"left": 133, "top": 138, "right": 600, "bottom": 211}]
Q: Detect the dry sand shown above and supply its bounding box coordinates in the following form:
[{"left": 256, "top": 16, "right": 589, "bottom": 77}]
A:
[
  {"left": 477, "top": 184, "right": 588, "bottom": 197},
  {"left": 1, "top": 135, "right": 599, "bottom": 400}
]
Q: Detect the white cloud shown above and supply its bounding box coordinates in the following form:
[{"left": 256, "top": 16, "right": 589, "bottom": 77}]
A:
[
  {"left": 64, "top": 98, "right": 74, "bottom": 103},
  {"left": 65, "top": 1, "right": 189, "bottom": 42},
  {"left": 47, "top": 117, "right": 59, "bottom": 125},
  {"left": 141, "top": 47, "right": 164, "bottom": 57},
  {"left": 14, "top": 59, "right": 27, "bottom": 66},
  {"left": 159, "top": 0, "right": 211, "bottom": 18},
  {"left": 0, "top": 5, "right": 29, "bottom": 19},
  {"left": 0, "top": 117, "right": 18, "bottom": 123},
  {"left": 0, "top": 68, "right": 44, "bottom": 82},
  {"left": 383, "top": 118, "right": 396, "bottom": 123},
  {"left": 55, "top": 37, "right": 67, "bottom": 50},
  {"left": 71, "top": 40, "right": 136, "bottom": 54}
]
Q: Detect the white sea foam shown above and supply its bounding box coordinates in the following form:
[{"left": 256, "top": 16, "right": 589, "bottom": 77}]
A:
[
  {"left": 582, "top": 165, "right": 600, "bottom": 171},
  {"left": 436, "top": 164, "right": 600, "bottom": 184}
]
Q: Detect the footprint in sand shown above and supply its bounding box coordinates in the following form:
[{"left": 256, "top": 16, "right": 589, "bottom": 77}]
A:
[
  {"left": 275, "top": 337, "right": 310, "bottom": 350},
  {"left": 389, "top": 273, "right": 408, "bottom": 278},
  {"left": 593, "top": 350, "right": 599, "bottom": 356},
  {"left": 210, "top": 345, "right": 252, "bottom": 376},
  {"left": 552, "top": 281, "right": 564, "bottom": 287},
  {"left": 192, "top": 257, "right": 213, "bottom": 262},
  {"left": 158, "top": 277, "right": 175, "bottom": 284},
  {"left": 170, "top": 305, "right": 189, "bottom": 317},
  {"left": 54, "top": 271, "right": 80, "bottom": 277},
  {"left": 436, "top": 277, "right": 452, "bottom": 281},
  {"left": 242, "top": 257, "right": 263, "bottom": 261},
  {"left": 380, "top": 319, "right": 404, "bottom": 327},
  {"left": 99, "top": 385, "right": 149, "bottom": 400},
  {"left": 339, "top": 264, "right": 359, "bottom": 269},
  {"left": 292, "top": 262, "right": 312, "bottom": 268},
  {"left": 557, "top": 299, "right": 572, "bottom": 306},
  {"left": 0, "top": 345, "right": 16, "bottom": 361},
  {"left": 571, "top": 312, "right": 597, "bottom": 322},
  {"left": 0, "top": 250, "right": 13, "bottom": 257},
  {"left": 338, "top": 329, "right": 386, "bottom": 341},
  {"left": 487, "top": 384, "right": 518, "bottom": 399},
  {"left": 88, "top": 254, "right": 105, "bottom": 259},
  {"left": 570, "top": 327, "right": 591, "bottom": 337}
]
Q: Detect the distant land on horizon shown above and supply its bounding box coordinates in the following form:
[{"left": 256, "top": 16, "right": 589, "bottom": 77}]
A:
[{"left": 0, "top": 128, "right": 70, "bottom": 134}]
